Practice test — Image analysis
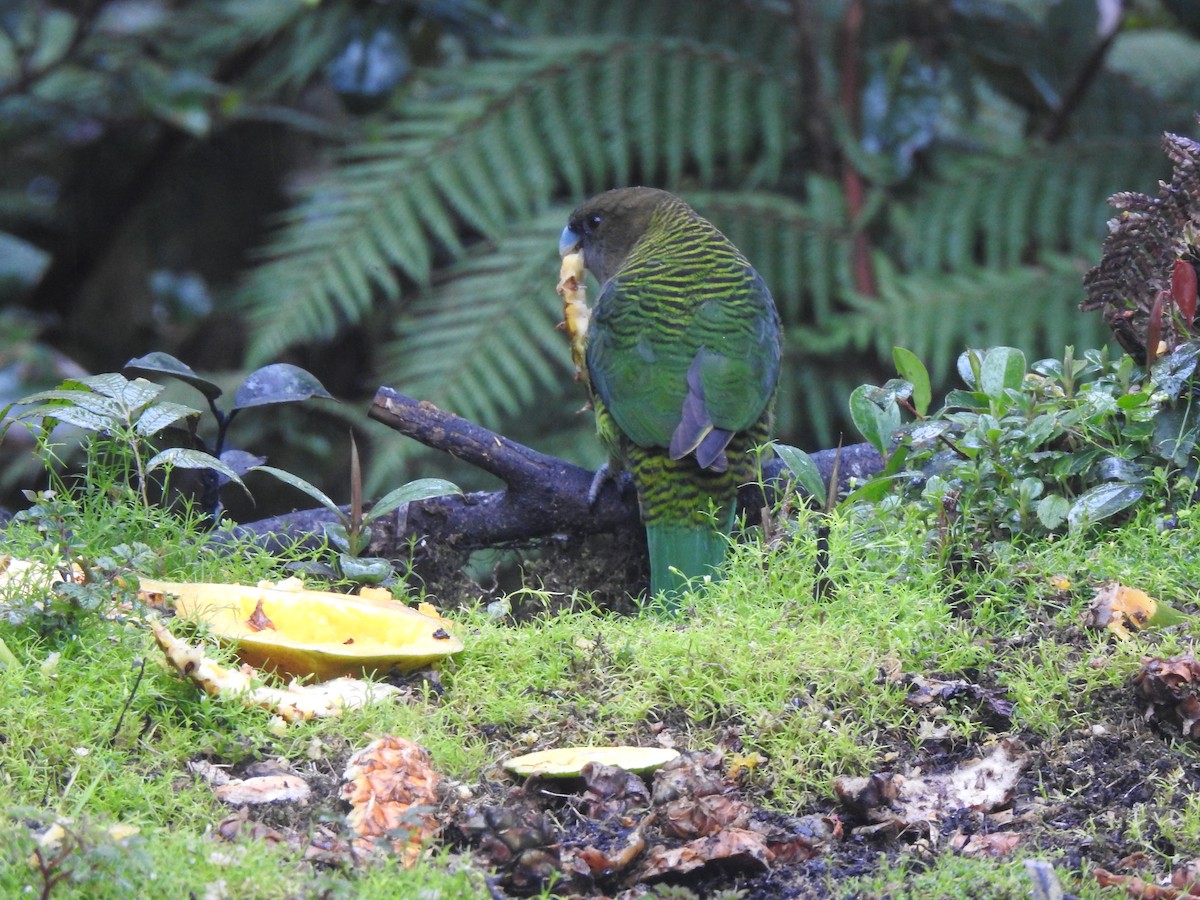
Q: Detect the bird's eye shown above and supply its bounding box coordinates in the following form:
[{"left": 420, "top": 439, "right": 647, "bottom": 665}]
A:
[{"left": 583, "top": 214, "right": 602, "bottom": 234}]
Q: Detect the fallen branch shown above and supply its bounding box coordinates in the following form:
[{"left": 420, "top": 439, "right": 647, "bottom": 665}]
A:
[{"left": 229, "top": 387, "right": 886, "bottom": 560}]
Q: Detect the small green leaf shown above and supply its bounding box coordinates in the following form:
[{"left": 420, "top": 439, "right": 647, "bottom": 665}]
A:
[
  {"left": 1016, "top": 477, "right": 1043, "bottom": 502},
  {"left": 323, "top": 522, "right": 351, "bottom": 553},
  {"left": 957, "top": 349, "right": 982, "bottom": 388},
  {"left": 365, "top": 478, "right": 462, "bottom": 523},
  {"left": 1152, "top": 404, "right": 1200, "bottom": 466},
  {"left": 0, "top": 636, "right": 17, "bottom": 669},
  {"left": 849, "top": 385, "right": 900, "bottom": 456},
  {"left": 125, "top": 352, "right": 224, "bottom": 400},
  {"left": 337, "top": 555, "right": 393, "bottom": 584},
  {"left": 134, "top": 401, "right": 202, "bottom": 436},
  {"left": 772, "top": 443, "right": 826, "bottom": 506},
  {"left": 146, "top": 448, "right": 248, "bottom": 493},
  {"left": 1036, "top": 494, "right": 1070, "bottom": 530},
  {"left": 892, "top": 347, "right": 931, "bottom": 415},
  {"left": 252, "top": 464, "right": 341, "bottom": 515},
  {"left": 1151, "top": 342, "right": 1200, "bottom": 400},
  {"left": 979, "top": 347, "right": 1026, "bottom": 398},
  {"left": 1067, "top": 482, "right": 1144, "bottom": 532},
  {"left": 233, "top": 364, "right": 335, "bottom": 410},
  {"left": 15, "top": 403, "right": 116, "bottom": 433}
]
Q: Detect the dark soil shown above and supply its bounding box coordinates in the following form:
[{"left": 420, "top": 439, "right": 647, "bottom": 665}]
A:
[{"left": 193, "top": 686, "right": 1200, "bottom": 899}]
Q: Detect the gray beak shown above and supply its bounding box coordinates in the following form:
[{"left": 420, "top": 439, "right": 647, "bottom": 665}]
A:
[{"left": 559, "top": 225, "right": 582, "bottom": 258}]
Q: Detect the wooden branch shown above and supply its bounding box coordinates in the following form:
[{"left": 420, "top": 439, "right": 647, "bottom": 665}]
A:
[{"left": 228, "top": 387, "right": 886, "bottom": 559}]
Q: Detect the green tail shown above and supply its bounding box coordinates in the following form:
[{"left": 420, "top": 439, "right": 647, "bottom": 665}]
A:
[{"left": 645, "top": 523, "right": 729, "bottom": 607}]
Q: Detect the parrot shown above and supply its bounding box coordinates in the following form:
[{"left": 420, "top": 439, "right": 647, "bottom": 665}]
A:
[{"left": 558, "top": 187, "right": 782, "bottom": 603}]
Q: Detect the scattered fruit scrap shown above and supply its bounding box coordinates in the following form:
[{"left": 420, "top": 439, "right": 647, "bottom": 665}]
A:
[
  {"left": 833, "top": 739, "right": 1029, "bottom": 836},
  {"left": 140, "top": 577, "right": 463, "bottom": 680},
  {"left": 150, "top": 618, "right": 402, "bottom": 722},
  {"left": 556, "top": 249, "right": 590, "bottom": 383},
  {"left": 503, "top": 746, "right": 680, "bottom": 778},
  {"left": 1134, "top": 655, "right": 1200, "bottom": 741},
  {"left": 460, "top": 749, "right": 839, "bottom": 894},
  {"left": 1084, "top": 582, "right": 1190, "bottom": 640},
  {"left": 341, "top": 736, "right": 442, "bottom": 866},
  {"left": 0, "top": 555, "right": 87, "bottom": 610},
  {"left": 190, "top": 758, "right": 312, "bottom": 806}
]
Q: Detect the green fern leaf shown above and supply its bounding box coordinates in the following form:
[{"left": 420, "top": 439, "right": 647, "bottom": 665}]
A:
[{"left": 239, "top": 37, "right": 790, "bottom": 364}]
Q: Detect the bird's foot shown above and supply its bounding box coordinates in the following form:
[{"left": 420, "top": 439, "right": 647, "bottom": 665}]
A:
[{"left": 587, "top": 463, "right": 634, "bottom": 507}]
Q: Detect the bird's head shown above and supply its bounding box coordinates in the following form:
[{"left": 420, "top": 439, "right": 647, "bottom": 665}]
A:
[{"left": 559, "top": 187, "right": 681, "bottom": 284}]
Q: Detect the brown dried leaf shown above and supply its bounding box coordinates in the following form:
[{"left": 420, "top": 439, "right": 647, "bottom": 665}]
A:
[
  {"left": 561, "top": 828, "right": 645, "bottom": 879},
  {"left": 580, "top": 762, "right": 650, "bottom": 820},
  {"left": 651, "top": 749, "right": 728, "bottom": 804},
  {"left": 662, "top": 794, "right": 751, "bottom": 840},
  {"left": 949, "top": 831, "right": 1021, "bottom": 857},
  {"left": 1173, "top": 858, "right": 1200, "bottom": 895},
  {"left": 1096, "top": 867, "right": 1187, "bottom": 898},
  {"left": 638, "top": 828, "right": 772, "bottom": 881},
  {"left": 1134, "top": 655, "right": 1200, "bottom": 740}
]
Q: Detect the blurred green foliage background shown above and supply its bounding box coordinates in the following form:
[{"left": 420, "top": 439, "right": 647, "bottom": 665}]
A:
[{"left": 2, "top": 0, "right": 1199, "bottom": 516}]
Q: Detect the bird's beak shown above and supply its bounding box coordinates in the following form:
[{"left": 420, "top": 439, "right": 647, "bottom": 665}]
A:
[{"left": 559, "top": 225, "right": 582, "bottom": 258}]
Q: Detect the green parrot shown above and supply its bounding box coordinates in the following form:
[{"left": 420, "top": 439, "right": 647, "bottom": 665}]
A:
[{"left": 559, "top": 187, "right": 782, "bottom": 602}]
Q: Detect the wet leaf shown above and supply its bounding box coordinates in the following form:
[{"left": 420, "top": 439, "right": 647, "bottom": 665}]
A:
[
  {"left": 850, "top": 385, "right": 900, "bottom": 457},
  {"left": 233, "top": 363, "right": 334, "bottom": 410},
  {"left": 1066, "top": 482, "right": 1143, "bottom": 532},
  {"left": 979, "top": 346, "right": 1026, "bottom": 398},
  {"left": 773, "top": 443, "right": 825, "bottom": 506},
  {"left": 366, "top": 478, "right": 461, "bottom": 523},
  {"left": 147, "top": 448, "right": 248, "bottom": 493},
  {"left": 893, "top": 346, "right": 931, "bottom": 415},
  {"left": 124, "top": 352, "right": 223, "bottom": 400},
  {"left": 1151, "top": 342, "right": 1200, "bottom": 399}
]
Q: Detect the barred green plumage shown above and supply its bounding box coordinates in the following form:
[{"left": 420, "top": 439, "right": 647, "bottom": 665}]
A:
[{"left": 559, "top": 187, "right": 781, "bottom": 603}]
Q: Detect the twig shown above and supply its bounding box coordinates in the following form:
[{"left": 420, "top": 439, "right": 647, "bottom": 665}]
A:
[
  {"left": 1041, "top": 3, "right": 1126, "bottom": 143},
  {"left": 109, "top": 658, "right": 146, "bottom": 746}
]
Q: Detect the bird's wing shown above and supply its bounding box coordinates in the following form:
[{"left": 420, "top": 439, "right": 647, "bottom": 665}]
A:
[{"left": 587, "top": 264, "right": 779, "bottom": 459}]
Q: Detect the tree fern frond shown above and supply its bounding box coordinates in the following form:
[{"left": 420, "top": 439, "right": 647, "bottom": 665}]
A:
[
  {"left": 846, "top": 254, "right": 1111, "bottom": 385},
  {"left": 376, "top": 208, "right": 575, "bottom": 439},
  {"left": 901, "top": 141, "right": 1162, "bottom": 272},
  {"left": 240, "top": 37, "right": 790, "bottom": 364}
]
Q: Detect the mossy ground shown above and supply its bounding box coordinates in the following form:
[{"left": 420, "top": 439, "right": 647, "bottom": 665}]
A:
[{"left": 2, "top": 491, "right": 1200, "bottom": 898}]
